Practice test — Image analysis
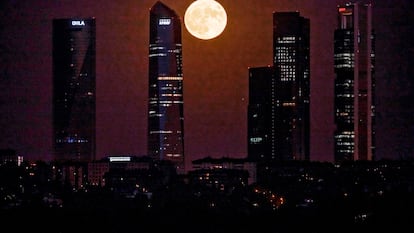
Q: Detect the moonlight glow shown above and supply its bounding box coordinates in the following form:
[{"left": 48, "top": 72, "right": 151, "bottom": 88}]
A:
[{"left": 184, "top": 0, "right": 227, "bottom": 40}]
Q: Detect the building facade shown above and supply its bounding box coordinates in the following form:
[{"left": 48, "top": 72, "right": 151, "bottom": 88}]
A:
[
  {"left": 334, "top": 3, "right": 375, "bottom": 162},
  {"left": 191, "top": 157, "right": 257, "bottom": 185},
  {"left": 248, "top": 12, "right": 310, "bottom": 162},
  {"left": 0, "top": 149, "right": 23, "bottom": 166},
  {"left": 247, "top": 66, "right": 275, "bottom": 161},
  {"left": 52, "top": 18, "right": 96, "bottom": 162},
  {"left": 88, "top": 156, "right": 152, "bottom": 187},
  {"left": 148, "top": 2, "right": 185, "bottom": 173},
  {"left": 273, "top": 12, "right": 310, "bottom": 161}
]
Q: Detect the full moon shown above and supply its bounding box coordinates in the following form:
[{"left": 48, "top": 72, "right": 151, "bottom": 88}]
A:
[{"left": 184, "top": 0, "right": 227, "bottom": 40}]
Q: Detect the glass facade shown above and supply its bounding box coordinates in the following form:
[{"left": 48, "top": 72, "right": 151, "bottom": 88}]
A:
[
  {"left": 52, "top": 18, "right": 96, "bottom": 162},
  {"left": 248, "top": 12, "right": 310, "bottom": 162},
  {"left": 334, "top": 3, "right": 375, "bottom": 162},
  {"left": 273, "top": 12, "right": 310, "bottom": 161},
  {"left": 148, "top": 2, "right": 185, "bottom": 173},
  {"left": 248, "top": 66, "right": 275, "bottom": 162}
]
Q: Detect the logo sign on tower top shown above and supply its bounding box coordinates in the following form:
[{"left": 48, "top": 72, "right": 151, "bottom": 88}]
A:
[
  {"left": 159, "top": 18, "right": 171, "bottom": 25},
  {"left": 72, "top": 20, "right": 86, "bottom": 26}
]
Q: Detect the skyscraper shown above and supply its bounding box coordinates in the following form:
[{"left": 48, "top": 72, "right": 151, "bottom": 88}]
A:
[
  {"left": 273, "top": 12, "right": 310, "bottom": 161},
  {"left": 248, "top": 12, "right": 310, "bottom": 162},
  {"left": 334, "top": 3, "right": 375, "bottom": 162},
  {"left": 52, "top": 18, "right": 96, "bottom": 162},
  {"left": 247, "top": 66, "right": 275, "bottom": 162},
  {"left": 148, "top": 1, "right": 185, "bottom": 173}
]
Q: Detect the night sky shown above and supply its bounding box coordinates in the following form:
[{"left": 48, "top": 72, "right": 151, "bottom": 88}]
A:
[{"left": 1, "top": 0, "right": 413, "bottom": 168}]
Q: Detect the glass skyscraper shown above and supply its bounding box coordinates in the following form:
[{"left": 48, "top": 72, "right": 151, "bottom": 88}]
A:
[
  {"left": 334, "top": 3, "right": 375, "bottom": 162},
  {"left": 273, "top": 12, "right": 310, "bottom": 161},
  {"left": 248, "top": 66, "right": 275, "bottom": 162},
  {"left": 52, "top": 18, "right": 96, "bottom": 162},
  {"left": 248, "top": 12, "right": 310, "bottom": 162},
  {"left": 148, "top": 1, "right": 185, "bottom": 173}
]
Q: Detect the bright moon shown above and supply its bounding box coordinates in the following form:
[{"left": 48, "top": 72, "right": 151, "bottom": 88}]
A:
[{"left": 184, "top": 0, "right": 227, "bottom": 40}]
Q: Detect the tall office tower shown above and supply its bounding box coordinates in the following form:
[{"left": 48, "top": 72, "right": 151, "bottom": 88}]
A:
[
  {"left": 334, "top": 3, "right": 375, "bottom": 162},
  {"left": 148, "top": 1, "right": 185, "bottom": 173},
  {"left": 52, "top": 18, "right": 96, "bottom": 162},
  {"left": 248, "top": 66, "right": 275, "bottom": 162},
  {"left": 273, "top": 12, "right": 310, "bottom": 161}
]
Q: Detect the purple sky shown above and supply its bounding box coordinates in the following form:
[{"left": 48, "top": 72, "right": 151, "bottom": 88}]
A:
[{"left": 1, "top": 0, "right": 413, "bottom": 167}]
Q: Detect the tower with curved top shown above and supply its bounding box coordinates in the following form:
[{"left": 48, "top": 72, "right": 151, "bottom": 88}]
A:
[{"left": 148, "top": 1, "right": 185, "bottom": 173}]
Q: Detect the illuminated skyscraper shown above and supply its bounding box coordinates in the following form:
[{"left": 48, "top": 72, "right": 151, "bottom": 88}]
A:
[
  {"left": 248, "top": 12, "right": 310, "bottom": 162},
  {"left": 273, "top": 12, "right": 310, "bottom": 161},
  {"left": 334, "top": 3, "right": 375, "bottom": 162},
  {"left": 52, "top": 18, "right": 96, "bottom": 162},
  {"left": 148, "top": 1, "right": 185, "bottom": 173}
]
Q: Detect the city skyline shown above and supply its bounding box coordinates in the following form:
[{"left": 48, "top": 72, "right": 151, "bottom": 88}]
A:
[{"left": 0, "top": 0, "right": 413, "bottom": 167}]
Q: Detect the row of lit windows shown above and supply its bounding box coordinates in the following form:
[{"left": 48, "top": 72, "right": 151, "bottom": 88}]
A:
[
  {"left": 277, "top": 36, "right": 296, "bottom": 43},
  {"left": 335, "top": 133, "right": 354, "bottom": 139},
  {"left": 56, "top": 138, "right": 88, "bottom": 144},
  {"left": 337, "top": 149, "right": 354, "bottom": 153},
  {"left": 149, "top": 100, "right": 183, "bottom": 104},
  {"left": 335, "top": 64, "right": 354, "bottom": 68},
  {"left": 168, "top": 49, "right": 181, "bottom": 53},
  {"left": 276, "top": 58, "right": 296, "bottom": 63},
  {"left": 282, "top": 102, "right": 296, "bottom": 107},
  {"left": 335, "top": 82, "right": 354, "bottom": 89},
  {"left": 150, "top": 101, "right": 183, "bottom": 108},
  {"left": 280, "top": 76, "right": 295, "bottom": 82},
  {"left": 337, "top": 142, "right": 354, "bottom": 146},
  {"left": 280, "top": 72, "right": 295, "bottom": 77},
  {"left": 276, "top": 46, "right": 296, "bottom": 52},
  {"left": 158, "top": 101, "right": 172, "bottom": 104},
  {"left": 161, "top": 93, "right": 182, "bottom": 97},
  {"left": 148, "top": 51, "right": 181, "bottom": 58},
  {"left": 161, "top": 87, "right": 182, "bottom": 91},
  {"left": 149, "top": 53, "right": 167, "bottom": 57},
  {"left": 336, "top": 111, "right": 353, "bottom": 120},
  {"left": 148, "top": 113, "right": 163, "bottom": 117},
  {"left": 337, "top": 112, "right": 350, "bottom": 117},
  {"left": 334, "top": 53, "right": 354, "bottom": 58},
  {"left": 275, "top": 47, "right": 296, "bottom": 52},
  {"left": 336, "top": 94, "right": 354, "bottom": 98},
  {"left": 158, "top": 76, "right": 183, "bottom": 80},
  {"left": 279, "top": 64, "right": 295, "bottom": 71},
  {"left": 150, "top": 130, "right": 173, "bottom": 134},
  {"left": 149, "top": 46, "right": 165, "bottom": 50}
]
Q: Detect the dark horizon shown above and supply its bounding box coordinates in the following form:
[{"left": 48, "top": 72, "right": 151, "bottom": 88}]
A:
[{"left": 1, "top": 0, "right": 414, "bottom": 167}]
